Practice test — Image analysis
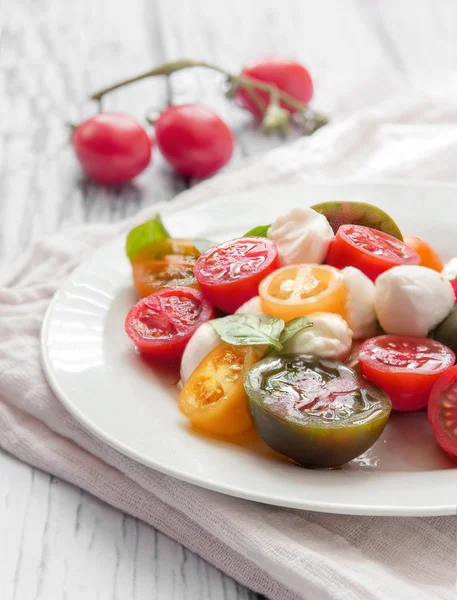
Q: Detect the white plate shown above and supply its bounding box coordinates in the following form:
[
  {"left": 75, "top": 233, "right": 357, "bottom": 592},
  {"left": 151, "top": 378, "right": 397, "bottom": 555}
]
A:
[{"left": 42, "top": 181, "right": 457, "bottom": 517}]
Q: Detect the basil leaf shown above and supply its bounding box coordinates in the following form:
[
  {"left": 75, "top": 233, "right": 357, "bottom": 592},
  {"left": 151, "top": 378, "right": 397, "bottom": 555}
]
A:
[
  {"left": 126, "top": 214, "right": 170, "bottom": 262},
  {"left": 279, "top": 316, "right": 313, "bottom": 345},
  {"left": 244, "top": 224, "right": 271, "bottom": 237},
  {"left": 193, "top": 239, "right": 216, "bottom": 254},
  {"left": 210, "top": 314, "right": 285, "bottom": 351}
]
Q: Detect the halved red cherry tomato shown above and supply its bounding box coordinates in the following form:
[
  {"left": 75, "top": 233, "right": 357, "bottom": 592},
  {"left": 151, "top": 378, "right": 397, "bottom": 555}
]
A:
[
  {"left": 194, "top": 237, "right": 280, "bottom": 313},
  {"left": 428, "top": 365, "right": 457, "bottom": 459},
  {"left": 403, "top": 236, "right": 443, "bottom": 272},
  {"left": 236, "top": 57, "right": 313, "bottom": 119},
  {"left": 451, "top": 279, "right": 457, "bottom": 301},
  {"left": 359, "top": 335, "right": 455, "bottom": 412},
  {"left": 132, "top": 239, "right": 200, "bottom": 298},
  {"left": 326, "top": 224, "right": 420, "bottom": 281},
  {"left": 125, "top": 287, "right": 214, "bottom": 362}
]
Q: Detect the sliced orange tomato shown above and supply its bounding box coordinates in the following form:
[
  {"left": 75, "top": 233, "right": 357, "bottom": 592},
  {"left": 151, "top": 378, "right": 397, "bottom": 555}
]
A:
[
  {"left": 403, "top": 236, "right": 443, "bottom": 272},
  {"left": 179, "top": 342, "right": 259, "bottom": 435},
  {"left": 259, "top": 264, "right": 346, "bottom": 322},
  {"left": 132, "top": 239, "right": 200, "bottom": 298}
]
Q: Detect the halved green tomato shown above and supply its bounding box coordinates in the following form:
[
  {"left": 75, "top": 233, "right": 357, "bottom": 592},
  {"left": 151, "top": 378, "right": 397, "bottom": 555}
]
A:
[
  {"left": 311, "top": 201, "right": 403, "bottom": 240},
  {"left": 244, "top": 355, "right": 391, "bottom": 468},
  {"left": 132, "top": 238, "right": 200, "bottom": 298},
  {"left": 179, "top": 342, "right": 260, "bottom": 436}
]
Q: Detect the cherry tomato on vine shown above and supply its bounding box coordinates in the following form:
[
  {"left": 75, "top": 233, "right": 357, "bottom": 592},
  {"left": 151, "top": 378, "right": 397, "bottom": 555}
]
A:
[
  {"left": 428, "top": 365, "right": 457, "bottom": 459},
  {"left": 72, "top": 113, "right": 152, "bottom": 184},
  {"left": 236, "top": 57, "right": 314, "bottom": 119},
  {"left": 125, "top": 287, "right": 214, "bottom": 362},
  {"left": 155, "top": 104, "right": 234, "bottom": 178}
]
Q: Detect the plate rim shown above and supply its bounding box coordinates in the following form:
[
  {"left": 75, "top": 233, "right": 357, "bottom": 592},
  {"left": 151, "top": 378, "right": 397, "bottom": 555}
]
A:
[{"left": 41, "top": 179, "right": 457, "bottom": 517}]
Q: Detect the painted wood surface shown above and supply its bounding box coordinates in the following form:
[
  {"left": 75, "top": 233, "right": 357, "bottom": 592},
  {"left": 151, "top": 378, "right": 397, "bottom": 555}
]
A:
[{"left": 2, "top": 0, "right": 457, "bottom": 598}]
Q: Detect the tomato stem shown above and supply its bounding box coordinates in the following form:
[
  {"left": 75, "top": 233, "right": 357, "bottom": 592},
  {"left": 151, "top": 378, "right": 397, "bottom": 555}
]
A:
[{"left": 90, "top": 58, "right": 328, "bottom": 135}]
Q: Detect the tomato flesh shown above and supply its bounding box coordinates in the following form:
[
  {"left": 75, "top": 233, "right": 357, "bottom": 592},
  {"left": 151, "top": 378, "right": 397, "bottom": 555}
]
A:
[
  {"left": 194, "top": 237, "right": 280, "bottom": 313},
  {"left": 428, "top": 365, "right": 457, "bottom": 459},
  {"left": 125, "top": 287, "right": 214, "bottom": 362},
  {"left": 259, "top": 264, "right": 346, "bottom": 322},
  {"left": 179, "top": 342, "right": 259, "bottom": 435},
  {"left": 326, "top": 224, "right": 420, "bottom": 281},
  {"left": 244, "top": 355, "right": 391, "bottom": 467},
  {"left": 359, "top": 335, "right": 455, "bottom": 411},
  {"left": 132, "top": 239, "right": 200, "bottom": 298}
]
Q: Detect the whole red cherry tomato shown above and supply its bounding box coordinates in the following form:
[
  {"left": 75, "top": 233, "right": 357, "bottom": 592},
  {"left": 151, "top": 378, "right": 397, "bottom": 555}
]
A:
[
  {"left": 72, "top": 113, "right": 152, "bottom": 184},
  {"left": 236, "top": 57, "right": 314, "bottom": 119},
  {"left": 155, "top": 104, "right": 234, "bottom": 178},
  {"left": 125, "top": 287, "right": 214, "bottom": 363}
]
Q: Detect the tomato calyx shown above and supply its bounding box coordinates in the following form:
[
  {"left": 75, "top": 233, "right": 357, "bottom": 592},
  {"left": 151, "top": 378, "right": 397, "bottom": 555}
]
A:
[{"left": 90, "top": 58, "right": 328, "bottom": 137}]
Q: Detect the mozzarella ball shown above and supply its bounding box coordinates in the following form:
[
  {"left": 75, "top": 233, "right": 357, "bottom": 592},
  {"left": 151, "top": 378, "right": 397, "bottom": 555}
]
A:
[
  {"left": 180, "top": 322, "right": 220, "bottom": 383},
  {"left": 235, "top": 296, "right": 263, "bottom": 315},
  {"left": 267, "top": 207, "right": 334, "bottom": 266},
  {"left": 281, "top": 312, "right": 352, "bottom": 360},
  {"left": 442, "top": 257, "right": 457, "bottom": 280},
  {"left": 342, "top": 267, "right": 377, "bottom": 339},
  {"left": 375, "top": 266, "right": 455, "bottom": 337}
]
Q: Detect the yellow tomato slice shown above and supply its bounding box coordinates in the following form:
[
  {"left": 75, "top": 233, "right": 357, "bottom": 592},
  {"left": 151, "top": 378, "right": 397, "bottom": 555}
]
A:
[
  {"left": 132, "top": 239, "right": 200, "bottom": 298},
  {"left": 259, "top": 264, "right": 346, "bottom": 321},
  {"left": 179, "top": 343, "right": 259, "bottom": 436}
]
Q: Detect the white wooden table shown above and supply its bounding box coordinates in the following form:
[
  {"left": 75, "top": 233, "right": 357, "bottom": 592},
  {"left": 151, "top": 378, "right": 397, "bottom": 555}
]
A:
[{"left": 2, "top": 1, "right": 457, "bottom": 598}]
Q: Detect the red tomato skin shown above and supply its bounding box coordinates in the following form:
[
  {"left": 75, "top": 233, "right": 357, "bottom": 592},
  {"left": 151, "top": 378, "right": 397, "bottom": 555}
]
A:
[
  {"left": 236, "top": 57, "right": 314, "bottom": 119},
  {"left": 451, "top": 279, "right": 457, "bottom": 301},
  {"left": 326, "top": 225, "right": 420, "bottom": 281},
  {"left": 72, "top": 113, "right": 152, "bottom": 184},
  {"left": 194, "top": 237, "right": 280, "bottom": 314},
  {"left": 155, "top": 104, "right": 234, "bottom": 178},
  {"left": 125, "top": 287, "right": 214, "bottom": 363},
  {"left": 359, "top": 336, "right": 455, "bottom": 412},
  {"left": 428, "top": 365, "right": 457, "bottom": 459}
]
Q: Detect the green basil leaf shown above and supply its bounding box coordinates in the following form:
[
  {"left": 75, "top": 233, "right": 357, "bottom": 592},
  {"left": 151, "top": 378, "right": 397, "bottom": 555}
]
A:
[
  {"left": 279, "top": 316, "right": 313, "bottom": 345},
  {"left": 244, "top": 224, "right": 271, "bottom": 237},
  {"left": 126, "top": 214, "right": 170, "bottom": 262},
  {"left": 193, "top": 239, "right": 216, "bottom": 254},
  {"left": 210, "top": 314, "right": 285, "bottom": 351}
]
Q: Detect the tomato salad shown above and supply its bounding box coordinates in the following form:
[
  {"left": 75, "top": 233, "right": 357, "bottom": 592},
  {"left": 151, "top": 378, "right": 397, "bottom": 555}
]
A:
[{"left": 124, "top": 202, "right": 457, "bottom": 467}]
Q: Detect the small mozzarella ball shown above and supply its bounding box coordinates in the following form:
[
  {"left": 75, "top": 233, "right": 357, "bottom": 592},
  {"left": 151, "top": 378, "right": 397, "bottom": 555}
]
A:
[
  {"left": 281, "top": 312, "right": 352, "bottom": 360},
  {"left": 267, "top": 207, "right": 334, "bottom": 266},
  {"left": 442, "top": 258, "right": 457, "bottom": 280},
  {"left": 375, "top": 266, "right": 455, "bottom": 337},
  {"left": 342, "top": 267, "right": 377, "bottom": 339},
  {"left": 235, "top": 296, "right": 263, "bottom": 315},
  {"left": 180, "top": 322, "right": 220, "bottom": 383}
]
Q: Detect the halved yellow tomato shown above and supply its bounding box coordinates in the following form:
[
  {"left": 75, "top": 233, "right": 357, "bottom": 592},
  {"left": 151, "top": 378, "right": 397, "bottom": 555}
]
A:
[
  {"left": 259, "top": 264, "right": 346, "bottom": 322},
  {"left": 179, "top": 342, "right": 259, "bottom": 436},
  {"left": 132, "top": 239, "right": 200, "bottom": 298}
]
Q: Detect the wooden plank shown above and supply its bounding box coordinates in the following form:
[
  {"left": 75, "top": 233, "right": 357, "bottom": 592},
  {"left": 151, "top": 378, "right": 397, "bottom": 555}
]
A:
[{"left": 0, "top": 451, "right": 259, "bottom": 600}]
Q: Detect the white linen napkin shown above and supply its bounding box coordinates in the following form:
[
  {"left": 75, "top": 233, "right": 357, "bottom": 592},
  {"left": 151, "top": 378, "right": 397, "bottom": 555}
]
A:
[{"left": 1, "top": 93, "right": 456, "bottom": 600}]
